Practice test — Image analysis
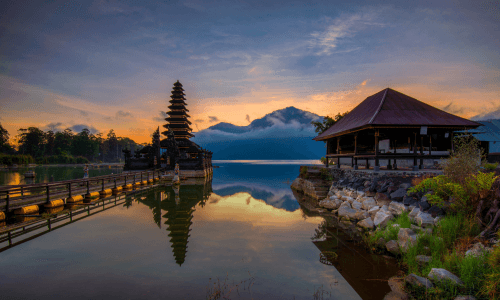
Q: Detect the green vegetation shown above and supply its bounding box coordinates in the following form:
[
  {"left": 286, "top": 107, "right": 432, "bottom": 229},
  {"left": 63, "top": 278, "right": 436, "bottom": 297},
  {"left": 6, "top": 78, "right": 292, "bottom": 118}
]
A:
[
  {"left": 366, "top": 134, "right": 500, "bottom": 299},
  {"left": 368, "top": 212, "right": 412, "bottom": 244},
  {"left": 484, "top": 162, "right": 499, "bottom": 170},
  {"left": 311, "top": 111, "right": 349, "bottom": 135},
  {"left": 0, "top": 122, "right": 144, "bottom": 164}
]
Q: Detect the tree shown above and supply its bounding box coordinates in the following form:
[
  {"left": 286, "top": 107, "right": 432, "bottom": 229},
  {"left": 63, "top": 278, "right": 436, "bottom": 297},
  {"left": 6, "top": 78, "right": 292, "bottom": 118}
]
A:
[
  {"left": 312, "top": 111, "right": 349, "bottom": 135},
  {"left": 54, "top": 128, "right": 74, "bottom": 155},
  {"left": 17, "top": 127, "right": 46, "bottom": 157},
  {"left": 45, "top": 130, "right": 55, "bottom": 156},
  {"left": 106, "top": 129, "right": 118, "bottom": 162},
  {"left": 0, "top": 123, "right": 13, "bottom": 153}
]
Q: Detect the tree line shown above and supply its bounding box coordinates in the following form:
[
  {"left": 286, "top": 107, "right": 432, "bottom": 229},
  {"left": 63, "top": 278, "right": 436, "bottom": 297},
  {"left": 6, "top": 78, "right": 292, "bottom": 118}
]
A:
[{"left": 0, "top": 123, "right": 144, "bottom": 165}]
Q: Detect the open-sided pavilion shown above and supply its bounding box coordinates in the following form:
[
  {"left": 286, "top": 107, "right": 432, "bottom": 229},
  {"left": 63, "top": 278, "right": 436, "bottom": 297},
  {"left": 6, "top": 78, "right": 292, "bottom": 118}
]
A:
[{"left": 313, "top": 88, "right": 481, "bottom": 171}]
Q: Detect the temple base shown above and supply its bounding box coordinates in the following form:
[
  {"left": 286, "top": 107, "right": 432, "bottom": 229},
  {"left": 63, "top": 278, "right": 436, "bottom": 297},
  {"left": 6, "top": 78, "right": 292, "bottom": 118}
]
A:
[{"left": 374, "top": 166, "right": 380, "bottom": 171}]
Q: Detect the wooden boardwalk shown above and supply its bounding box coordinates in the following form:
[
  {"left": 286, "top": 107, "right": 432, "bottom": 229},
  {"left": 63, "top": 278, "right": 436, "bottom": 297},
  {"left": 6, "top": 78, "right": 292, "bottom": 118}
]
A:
[{"left": 0, "top": 169, "right": 164, "bottom": 213}]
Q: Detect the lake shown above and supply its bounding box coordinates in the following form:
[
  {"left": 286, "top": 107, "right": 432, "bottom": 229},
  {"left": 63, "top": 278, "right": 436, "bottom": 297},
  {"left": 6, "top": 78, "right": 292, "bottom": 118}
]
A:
[{"left": 0, "top": 161, "right": 397, "bottom": 299}]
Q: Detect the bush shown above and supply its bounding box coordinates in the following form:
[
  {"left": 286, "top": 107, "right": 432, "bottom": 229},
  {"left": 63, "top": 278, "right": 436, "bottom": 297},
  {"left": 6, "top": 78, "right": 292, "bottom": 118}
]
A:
[
  {"left": 483, "top": 162, "right": 499, "bottom": 170},
  {"left": 440, "top": 134, "right": 486, "bottom": 185},
  {"left": 369, "top": 212, "right": 412, "bottom": 244}
]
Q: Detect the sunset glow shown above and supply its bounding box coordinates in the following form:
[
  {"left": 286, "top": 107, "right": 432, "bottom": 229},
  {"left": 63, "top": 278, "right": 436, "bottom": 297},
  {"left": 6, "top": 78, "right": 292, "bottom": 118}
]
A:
[{"left": 1, "top": 1, "right": 498, "bottom": 143}]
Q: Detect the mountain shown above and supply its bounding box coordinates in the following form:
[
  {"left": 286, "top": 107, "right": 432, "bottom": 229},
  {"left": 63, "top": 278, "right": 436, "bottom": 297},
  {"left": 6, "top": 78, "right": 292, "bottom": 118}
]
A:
[{"left": 191, "top": 107, "right": 326, "bottom": 159}]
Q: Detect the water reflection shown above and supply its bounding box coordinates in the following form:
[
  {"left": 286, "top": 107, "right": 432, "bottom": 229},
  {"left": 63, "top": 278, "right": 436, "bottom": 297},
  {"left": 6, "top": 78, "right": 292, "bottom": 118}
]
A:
[
  {"left": 137, "top": 182, "right": 212, "bottom": 266},
  {"left": 0, "top": 166, "right": 123, "bottom": 186}
]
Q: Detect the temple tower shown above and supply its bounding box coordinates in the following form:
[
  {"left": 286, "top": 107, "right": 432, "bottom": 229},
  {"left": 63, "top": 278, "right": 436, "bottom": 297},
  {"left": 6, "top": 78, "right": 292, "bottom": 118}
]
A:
[{"left": 163, "top": 81, "right": 194, "bottom": 146}]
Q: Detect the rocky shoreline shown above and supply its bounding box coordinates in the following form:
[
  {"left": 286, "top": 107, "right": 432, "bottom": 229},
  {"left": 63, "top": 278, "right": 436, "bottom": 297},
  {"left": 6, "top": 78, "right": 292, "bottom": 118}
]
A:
[{"left": 293, "top": 167, "right": 500, "bottom": 300}]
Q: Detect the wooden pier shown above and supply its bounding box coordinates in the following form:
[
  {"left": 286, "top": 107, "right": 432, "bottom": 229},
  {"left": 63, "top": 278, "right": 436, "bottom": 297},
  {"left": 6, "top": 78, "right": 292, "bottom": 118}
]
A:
[{"left": 0, "top": 169, "right": 164, "bottom": 213}]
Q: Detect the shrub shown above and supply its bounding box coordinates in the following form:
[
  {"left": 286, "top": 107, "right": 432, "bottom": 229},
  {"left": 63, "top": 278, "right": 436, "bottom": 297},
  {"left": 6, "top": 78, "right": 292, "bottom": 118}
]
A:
[
  {"left": 440, "top": 134, "right": 486, "bottom": 185},
  {"left": 484, "top": 162, "right": 499, "bottom": 170},
  {"left": 368, "top": 212, "right": 411, "bottom": 244}
]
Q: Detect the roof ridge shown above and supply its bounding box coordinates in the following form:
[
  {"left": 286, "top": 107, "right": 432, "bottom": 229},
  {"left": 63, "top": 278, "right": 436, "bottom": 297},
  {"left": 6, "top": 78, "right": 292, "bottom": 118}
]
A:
[{"left": 368, "top": 88, "right": 388, "bottom": 124}]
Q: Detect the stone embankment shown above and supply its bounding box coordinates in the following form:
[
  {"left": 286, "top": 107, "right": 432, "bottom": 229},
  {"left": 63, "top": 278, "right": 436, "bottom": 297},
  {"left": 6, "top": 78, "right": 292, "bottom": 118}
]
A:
[{"left": 293, "top": 166, "right": 498, "bottom": 300}]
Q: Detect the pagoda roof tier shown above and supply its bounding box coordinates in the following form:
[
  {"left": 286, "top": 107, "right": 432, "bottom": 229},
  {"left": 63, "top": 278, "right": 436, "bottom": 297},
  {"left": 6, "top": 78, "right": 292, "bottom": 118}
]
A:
[
  {"left": 168, "top": 124, "right": 193, "bottom": 130},
  {"left": 168, "top": 105, "right": 189, "bottom": 112},
  {"left": 165, "top": 118, "right": 192, "bottom": 125},
  {"left": 168, "top": 99, "right": 187, "bottom": 104},
  {"left": 167, "top": 111, "right": 191, "bottom": 116},
  {"left": 173, "top": 80, "right": 183, "bottom": 87},
  {"left": 170, "top": 93, "right": 186, "bottom": 97},
  {"left": 314, "top": 88, "right": 481, "bottom": 141}
]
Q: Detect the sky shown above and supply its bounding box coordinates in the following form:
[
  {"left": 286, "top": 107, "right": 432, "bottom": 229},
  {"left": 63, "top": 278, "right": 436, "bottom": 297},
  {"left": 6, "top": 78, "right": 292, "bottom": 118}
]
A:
[{"left": 1, "top": 0, "right": 499, "bottom": 143}]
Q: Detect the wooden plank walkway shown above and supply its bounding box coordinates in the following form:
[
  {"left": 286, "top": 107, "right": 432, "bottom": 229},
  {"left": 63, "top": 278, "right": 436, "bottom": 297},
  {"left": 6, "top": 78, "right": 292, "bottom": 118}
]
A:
[
  {"left": 0, "top": 169, "right": 164, "bottom": 212},
  {"left": 0, "top": 187, "right": 152, "bottom": 252}
]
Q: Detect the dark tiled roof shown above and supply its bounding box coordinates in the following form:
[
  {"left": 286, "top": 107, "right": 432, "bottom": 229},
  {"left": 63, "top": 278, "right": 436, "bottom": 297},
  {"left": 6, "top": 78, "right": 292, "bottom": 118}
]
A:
[{"left": 314, "top": 88, "right": 481, "bottom": 140}]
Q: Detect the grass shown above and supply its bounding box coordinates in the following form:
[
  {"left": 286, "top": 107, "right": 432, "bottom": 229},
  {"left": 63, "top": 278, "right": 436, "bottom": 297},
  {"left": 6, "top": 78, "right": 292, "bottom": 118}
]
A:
[
  {"left": 366, "top": 209, "right": 499, "bottom": 299},
  {"left": 368, "top": 211, "right": 412, "bottom": 244}
]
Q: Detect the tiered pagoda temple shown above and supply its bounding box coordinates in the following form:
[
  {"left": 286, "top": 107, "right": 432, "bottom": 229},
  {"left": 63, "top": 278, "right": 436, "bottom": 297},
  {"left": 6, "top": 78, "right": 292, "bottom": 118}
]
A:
[
  {"left": 160, "top": 81, "right": 213, "bottom": 177},
  {"left": 314, "top": 88, "right": 481, "bottom": 171}
]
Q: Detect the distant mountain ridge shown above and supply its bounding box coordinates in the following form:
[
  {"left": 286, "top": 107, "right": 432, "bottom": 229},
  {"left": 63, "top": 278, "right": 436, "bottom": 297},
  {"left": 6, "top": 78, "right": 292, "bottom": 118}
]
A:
[
  {"left": 191, "top": 106, "right": 326, "bottom": 159},
  {"left": 205, "top": 106, "right": 323, "bottom": 134}
]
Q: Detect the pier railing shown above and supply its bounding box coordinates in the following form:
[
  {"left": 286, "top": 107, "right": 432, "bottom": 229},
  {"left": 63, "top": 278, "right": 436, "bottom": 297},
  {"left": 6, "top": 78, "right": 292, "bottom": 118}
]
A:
[{"left": 0, "top": 169, "right": 164, "bottom": 212}]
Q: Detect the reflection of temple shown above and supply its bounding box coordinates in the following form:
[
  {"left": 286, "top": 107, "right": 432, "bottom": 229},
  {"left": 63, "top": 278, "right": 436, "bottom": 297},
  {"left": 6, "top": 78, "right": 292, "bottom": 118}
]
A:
[{"left": 138, "top": 180, "right": 212, "bottom": 266}]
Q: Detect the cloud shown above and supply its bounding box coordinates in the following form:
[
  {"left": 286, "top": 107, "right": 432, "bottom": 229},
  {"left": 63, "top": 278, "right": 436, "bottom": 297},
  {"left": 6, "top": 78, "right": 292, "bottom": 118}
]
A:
[
  {"left": 309, "top": 12, "right": 384, "bottom": 56},
  {"left": 153, "top": 111, "right": 167, "bottom": 122},
  {"left": 194, "top": 118, "right": 316, "bottom": 142},
  {"left": 44, "top": 122, "right": 64, "bottom": 132},
  {"left": 193, "top": 119, "right": 204, "bottom": 123},
  {"left": 246, "top": 114, "right": 250, "bottom": 123},
  {"left": 208, "top": 116, "right": 219, "bottom": 122},
  {"left": 79, "top": 110, "right": 89, "bottom": 117},
  {"left": 69, "top": 124, "right": 99, "bottom": 134},
  {"left": 442, "top": 102, "right": 465, "bottom": 115},
  {"left": 116, "top": 110, "right": 133, "bottom": 118}
]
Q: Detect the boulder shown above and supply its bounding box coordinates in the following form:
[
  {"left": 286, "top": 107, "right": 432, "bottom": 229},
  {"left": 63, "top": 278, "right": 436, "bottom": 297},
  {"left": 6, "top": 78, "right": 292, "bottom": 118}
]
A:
[
  {"left": 416, "top": 200, "right": 430, "bottom": 211},
  {"left": 434, "top": 216, "right": 442, "bottom": 226},
  {"left": 390, "top": 188, "right": 407, "bottom": 202},
  {"left": 364, "top": 180, "right": 371, "bottom": 187},
  {"left": 374, "top": 211, "right": 394, "bottom": 228},
  {"left": 389, "top": 201, "right": 407, "bottom": 215},
  {"left": 362, "top": 198, "right": 377, "bottom": 210},
  {"left": 409, "top": 207, "right": 420, "bottom": 218},
  {"left": 416, "top": 255, "right": 432, "bottom": 265},
  {"left": 428, "top": 205, "right": 445, "bottom": 217},
  {"left": 405, "top": 274, "right": 434, "bottom": 289},
  {"left": 339, "top": 201, "right": 351, "bottom": 209},
  {"left": 403, "top": 195, "right": 417, "bottom": 206},
  {"left": 398, "top": 228, "right": 417, "bottom": 252},
  {"left": 377, "top": 184, "right": 389, "bottom": 193},
  {"left": 465, "top": 242, "right": 488, "bottom": 257},
  {"left": 368, "top": 206, "right": 380, "bottom": 217},
  {"left": 410, "top": 224, "right": 421, "bottom": 232},
  {"left": 319, "top": 199, "right": 342, "bottom": 210},
  {"left": 428, "top": 268, "right": 464, "bottom": 286},
  {"left": 357, "top": 217, "right": 374, "bottom": 230},
  {"left": 387, "top": 185, "right": 399, "bottom": 194},
  {"left": 386, "top": 240, "right": 400, "bottom": 255},
  {"left": 416, "top": 211, "right": 434, "bottom": 228},
  {"left": 380, "top": 205, "right": 390, "bottom": 213},
  {"left": 375, "top": 193, "right": 391, "bottom": 206},
  {"left": 351, "top": 200, "right": 363, "bottom": 210},
  {"left": 399, "top": 183, "right": 412, "bottom": 189},
  {"left": 354, "top": 210, "right": 370, "bottom": 220},
  {"left": 454, "top": 296, "right": 477, "bottom": 300},
  {"left": 338, "top": 206, "right": 359, "bottom": 219}
]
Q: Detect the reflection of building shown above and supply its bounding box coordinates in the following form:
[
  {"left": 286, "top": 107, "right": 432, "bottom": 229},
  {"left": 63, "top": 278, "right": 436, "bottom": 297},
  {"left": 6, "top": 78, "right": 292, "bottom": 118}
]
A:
[{"left": 138, "top": 180, "right": 212, "bottom": 266}]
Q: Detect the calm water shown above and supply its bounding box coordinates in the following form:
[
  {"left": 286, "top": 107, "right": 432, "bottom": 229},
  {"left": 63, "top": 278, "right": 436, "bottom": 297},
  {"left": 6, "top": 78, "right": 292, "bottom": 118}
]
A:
[
  {"left": 0, "top": 165, "right": 123, "bottom": 186},
  {"left": 0, "top": 161, "right": 396, "bottom": 299}
]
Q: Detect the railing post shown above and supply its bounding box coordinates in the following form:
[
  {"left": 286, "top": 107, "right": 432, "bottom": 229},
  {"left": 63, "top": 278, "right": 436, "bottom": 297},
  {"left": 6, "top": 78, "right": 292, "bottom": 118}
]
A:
[
  {"left": 87, "top": 180, "right": 90, "bottom": 195},
  {"left": 68, "top": 183, "right": 72, "bottom": 198},
  {"left": 124, "top": 175, "right": 127, "bottom": 186},
  {"left": 141, "top": 172, "right": 143, "bottom": 182},
  {"left": 6, "top": 192, "right": 10, "bottom": 213},
  {"left": 46, "top": 185, "right": 50, "bottom": 204},
  {"left": 134, "top": 174, "right": 136, "bottom": 184},
  {"left": 102, "top": 179, "right": 105, "bottom": 191},
  {"left": 21, "top": 187, "right": 23, "bottom": 197},
  {"left": 114, "top": 179, "right": 117, "bottom": 188}
]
